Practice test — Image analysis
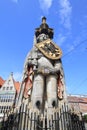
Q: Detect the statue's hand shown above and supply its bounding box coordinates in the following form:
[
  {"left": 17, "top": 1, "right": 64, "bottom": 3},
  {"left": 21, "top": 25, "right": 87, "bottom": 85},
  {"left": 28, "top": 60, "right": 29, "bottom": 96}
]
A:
[
  {"left": 31, "top": 59, "right": 37, "bottom": 66},
  {"left": 28, "top": 59, "right": 37, "bottom": 66}
]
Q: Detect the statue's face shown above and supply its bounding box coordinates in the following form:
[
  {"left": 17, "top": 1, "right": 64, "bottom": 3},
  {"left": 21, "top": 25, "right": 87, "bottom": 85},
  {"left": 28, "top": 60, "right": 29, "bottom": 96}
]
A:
[{"left": 37, "top": 34, "right": 49, "bottom": 43}]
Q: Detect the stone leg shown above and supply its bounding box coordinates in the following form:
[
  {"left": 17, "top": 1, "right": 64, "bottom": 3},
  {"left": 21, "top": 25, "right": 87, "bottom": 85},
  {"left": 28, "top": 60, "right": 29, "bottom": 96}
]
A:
[
  {"left": 46, "top": 75, "right": 58, "bottom": 108},
  {"left": 31, "top": 74, "right": 44, "bottom": 110}
]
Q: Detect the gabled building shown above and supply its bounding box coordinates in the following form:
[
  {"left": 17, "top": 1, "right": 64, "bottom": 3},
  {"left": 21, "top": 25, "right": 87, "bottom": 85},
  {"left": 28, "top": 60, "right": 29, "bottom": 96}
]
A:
[{"left": 0, "top": 73, "right": 20, "bottom": 121}]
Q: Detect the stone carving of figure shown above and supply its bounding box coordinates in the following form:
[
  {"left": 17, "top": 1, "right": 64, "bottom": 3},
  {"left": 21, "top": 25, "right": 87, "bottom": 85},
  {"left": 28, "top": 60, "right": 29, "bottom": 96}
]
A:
[{"left": 19, "top": 17, "right": 65, "bottom": 111}]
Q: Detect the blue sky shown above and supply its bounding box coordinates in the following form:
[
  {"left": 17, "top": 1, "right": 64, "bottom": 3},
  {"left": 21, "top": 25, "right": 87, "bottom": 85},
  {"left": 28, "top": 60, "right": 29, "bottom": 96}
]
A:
[{"left": 0, "top": 0, "right": 87, "bottom": 95}]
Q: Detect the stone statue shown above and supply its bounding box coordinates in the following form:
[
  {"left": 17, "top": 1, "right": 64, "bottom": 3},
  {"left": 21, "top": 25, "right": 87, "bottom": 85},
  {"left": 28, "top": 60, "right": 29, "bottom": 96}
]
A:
[{"left": 18, "top": 17, "right": 66, "bottom": 111}]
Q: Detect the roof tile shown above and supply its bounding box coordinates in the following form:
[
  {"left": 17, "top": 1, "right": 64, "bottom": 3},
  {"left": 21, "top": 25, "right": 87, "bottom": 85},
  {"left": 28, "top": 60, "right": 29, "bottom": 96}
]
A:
[{"left": 0, "top": 77, "right": 5, "bottom": 87}]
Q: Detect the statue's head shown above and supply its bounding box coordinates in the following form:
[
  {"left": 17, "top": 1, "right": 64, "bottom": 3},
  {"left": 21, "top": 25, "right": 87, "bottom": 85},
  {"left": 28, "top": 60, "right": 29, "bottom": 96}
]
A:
[
  {"left": 36, "top": 33, "right": 49, "bottom": 43},
  {"left": 35, "top": 17, "right": 54, "bottom": 43}
]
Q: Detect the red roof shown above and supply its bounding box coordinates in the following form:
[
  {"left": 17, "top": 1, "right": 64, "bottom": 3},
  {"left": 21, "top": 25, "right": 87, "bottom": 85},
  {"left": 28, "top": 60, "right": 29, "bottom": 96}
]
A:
[
  {"left": 0, "top": 77, "right": 5, "bottom": 87},
  {"left": 14, "top": 81, "right": 20, "bottom": 94},
  {"left": 68, "top": 95, "right": 87, "bottom": 114},
  {"left": 68, "top": 96, "right": 87, "bottom": 103}
]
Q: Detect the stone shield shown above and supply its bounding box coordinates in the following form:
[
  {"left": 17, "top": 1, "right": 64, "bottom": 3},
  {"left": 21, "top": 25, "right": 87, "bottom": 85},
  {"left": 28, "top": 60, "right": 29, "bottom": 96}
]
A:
[{"left": 35, "top": 39, "right": 62, "bottom": 60}]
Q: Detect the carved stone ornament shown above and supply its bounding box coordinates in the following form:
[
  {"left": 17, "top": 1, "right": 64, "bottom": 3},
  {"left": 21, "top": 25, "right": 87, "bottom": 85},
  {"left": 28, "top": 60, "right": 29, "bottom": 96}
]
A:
[{"left": 35, "top": 39, "right": 62, "bottom": 60}]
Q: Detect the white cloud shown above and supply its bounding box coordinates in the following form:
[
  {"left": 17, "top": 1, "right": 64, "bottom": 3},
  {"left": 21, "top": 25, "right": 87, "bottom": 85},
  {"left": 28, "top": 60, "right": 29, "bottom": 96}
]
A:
[
  {"left": 39, "top": 0, "right": 53, "bottom": 14},
  {"left": 56, "top": 33, "right": 67, "bottom": 46},
  {"left": 13, "top": 72, "right": 22, "bottom": 81},
  {"left": 11, "top": 0, "right": 18, "bottom": 3},
  {"left": 59, "top": 0, "right": 72, "bottom": 30},
  {"left": 67, "top": 45, "right": 75, "bottom": 52}
]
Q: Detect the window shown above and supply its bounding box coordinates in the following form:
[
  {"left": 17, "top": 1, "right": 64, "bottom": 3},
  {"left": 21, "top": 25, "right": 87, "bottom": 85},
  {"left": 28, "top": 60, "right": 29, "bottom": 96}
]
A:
[
  {"left": 3, "top": 86, "right": 5, "bottom": 90},
  {"left": 7, "top": 87, "right": 9, "bottom": 90},
  {"left": 10, "top": 86, "right": 13, "bottom": 90}
]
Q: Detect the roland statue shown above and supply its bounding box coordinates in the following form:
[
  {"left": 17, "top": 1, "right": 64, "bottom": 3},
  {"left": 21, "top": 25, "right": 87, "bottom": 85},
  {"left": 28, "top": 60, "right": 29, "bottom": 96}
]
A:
[{"left": 19, "top": 17, "right": 66, "bottom": 111}]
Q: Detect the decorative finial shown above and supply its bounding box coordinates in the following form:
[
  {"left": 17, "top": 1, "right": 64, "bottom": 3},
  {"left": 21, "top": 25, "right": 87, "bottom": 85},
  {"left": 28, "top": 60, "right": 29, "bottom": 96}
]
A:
[
  {"left": 11, "top": 72, "right": 13, "bottom": 76},
  {"left": 42, "top": 17, "right": 46, "bottom": 24}
]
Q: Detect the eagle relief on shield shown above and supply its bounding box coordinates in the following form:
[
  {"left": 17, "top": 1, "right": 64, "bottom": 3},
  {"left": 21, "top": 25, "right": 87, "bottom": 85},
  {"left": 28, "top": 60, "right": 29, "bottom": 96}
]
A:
[{"left": 35, "top": 39, "right": 62, "bottom": 60}]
